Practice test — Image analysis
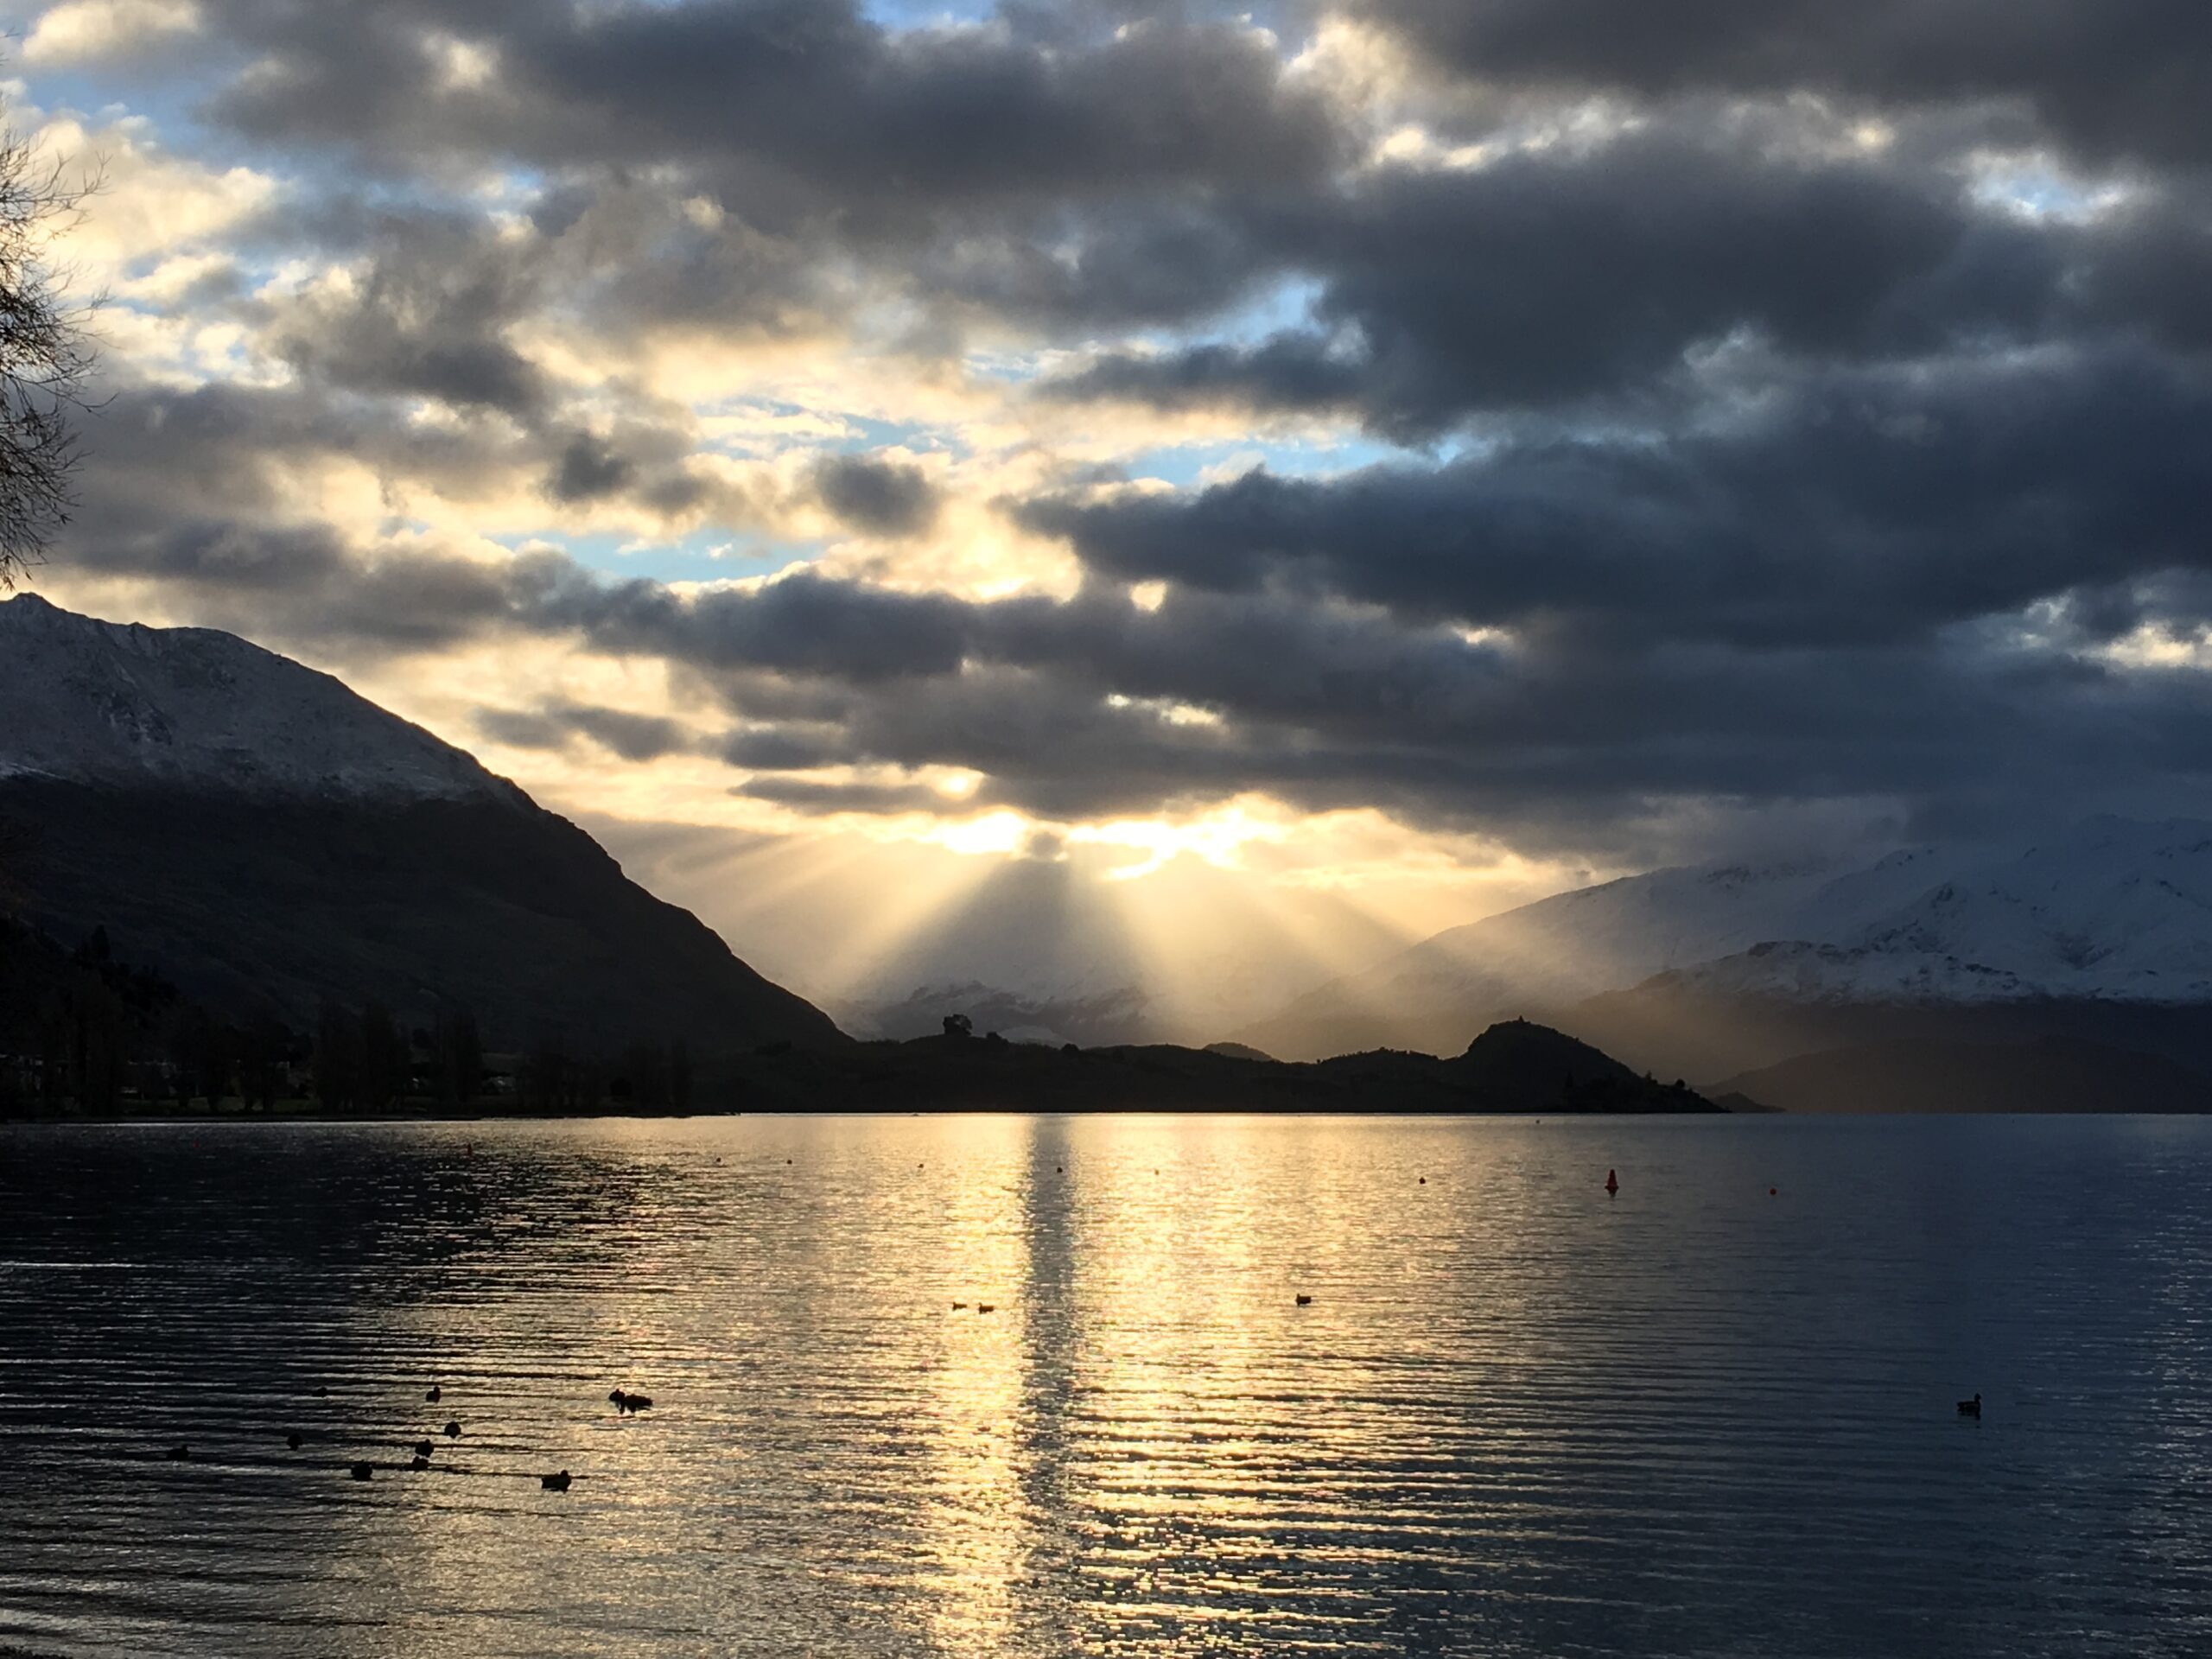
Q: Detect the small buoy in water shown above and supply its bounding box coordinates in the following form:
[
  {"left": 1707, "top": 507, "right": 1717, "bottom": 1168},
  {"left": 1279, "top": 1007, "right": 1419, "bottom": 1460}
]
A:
[
  {"left": 286, "top": 1433, "right": 302, "bottom": 1451},
  {"left": 1770, "top": 1187, "right": 1777, "bottom": 1197},
  {"left": 542, "top": 1470, "right": 572, "bottom": 1491},
  {"left": 443, "top": 1421, "right": 461, "bottom": 1439},
  {"left": 350, "top": 1462, "right": 373, "bottom": 1481},
  {"left": 426, "top": 1384, "right": 442, "bottom": 1402},
  {"left": 1605, "top": 1169, "right": 1619, "bottom": 1195},
  {"left": 1295, "top": 1294, "right": 1313, "bottom": 1306},
  {"left": 166, "top": 1444, "right": 190, "bottom": 1461}
]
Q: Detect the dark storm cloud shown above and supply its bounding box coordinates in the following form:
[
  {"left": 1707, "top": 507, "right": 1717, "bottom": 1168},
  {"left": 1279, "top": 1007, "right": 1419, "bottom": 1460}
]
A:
[
  {"left": 548, "top": 432, "right": 637, "bottom": 504},
  {"left": 475, "top": 702, "right": 696, "bottom": 761},
  {"left": 1025, "top": 348, "right": 2212, "bottom": 647},
  {"left": 734, "top": 776, "right": 955, "bottom": 814},
  {"left": 207, "top": 0, "right": 1342, "bottom": 209},
  {"left": 257, "top": 208, "right": 549, "bottom": 414},
  {"left": 1367, "top": 0, "right": 2212, "bottom": 166},
  {"left": 1044, "top": 137, "right": 2212, "bottom": 434},
  {"left": 810, "top": 454, "right": 940, "bottom": 537}
]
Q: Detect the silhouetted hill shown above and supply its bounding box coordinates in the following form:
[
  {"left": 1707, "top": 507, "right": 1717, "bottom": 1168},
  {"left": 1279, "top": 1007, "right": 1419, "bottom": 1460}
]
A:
[
  {"left": 1711, "top": 1037, "right": 2212, "bottom": 1114},
  {"left": 732, "top": 1020, "right": 1724, "bottom": 1114}
]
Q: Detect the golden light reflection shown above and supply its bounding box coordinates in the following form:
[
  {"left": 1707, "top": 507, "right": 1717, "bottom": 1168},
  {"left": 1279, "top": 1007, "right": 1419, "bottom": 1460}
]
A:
[{"left": 909, "top": 1120, "right": 1037, "bottom": 1652}]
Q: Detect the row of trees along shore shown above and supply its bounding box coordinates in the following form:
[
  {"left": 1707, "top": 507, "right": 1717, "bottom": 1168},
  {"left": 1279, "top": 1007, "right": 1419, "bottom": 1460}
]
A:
[{"left": 0, "top": 916, "right": 694, "bottom": 1115}]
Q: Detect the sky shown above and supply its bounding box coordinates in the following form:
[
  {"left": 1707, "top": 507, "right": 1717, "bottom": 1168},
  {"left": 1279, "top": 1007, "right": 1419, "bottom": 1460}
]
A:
[{"left": 8, "top": 0, "right": 2212, "bottom": 1031}]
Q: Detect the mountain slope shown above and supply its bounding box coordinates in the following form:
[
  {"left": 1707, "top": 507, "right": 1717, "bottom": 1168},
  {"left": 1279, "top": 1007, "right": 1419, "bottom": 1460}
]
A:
[{"left": 0, "top": 595, "right": 842, "bottom": 1057}]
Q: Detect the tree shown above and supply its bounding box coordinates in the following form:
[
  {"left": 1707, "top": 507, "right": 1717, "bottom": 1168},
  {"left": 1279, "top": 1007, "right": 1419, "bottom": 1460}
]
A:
[
  {"left": 315, "top": 998, "right": 361, "bottom": 1112},
  {"left": 359, "top": 1001, "right": 405, "bottom": 1109},
  {"left": 0, "top": 105, "right": 98, "bottom": 588},
  {"left": 431, "top": 1004, "right": 482, "bottom": 1107}
]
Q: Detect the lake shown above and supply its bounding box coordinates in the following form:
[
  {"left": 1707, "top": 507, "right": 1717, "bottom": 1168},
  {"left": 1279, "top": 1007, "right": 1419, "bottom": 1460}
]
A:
[{"left": 1, "top": 1114, "right": 2208, "bottom": 1656}]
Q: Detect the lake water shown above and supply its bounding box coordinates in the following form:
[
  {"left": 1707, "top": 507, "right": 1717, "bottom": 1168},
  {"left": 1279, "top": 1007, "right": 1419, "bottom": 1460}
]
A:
[{"left": 1, "top": 1114, "right": 2208, "bottom": 1657}]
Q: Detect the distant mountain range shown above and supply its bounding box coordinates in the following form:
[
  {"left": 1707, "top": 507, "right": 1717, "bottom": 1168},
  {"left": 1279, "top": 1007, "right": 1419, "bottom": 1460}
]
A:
[
  {"left": 1234, "top": 821, "right": 2212, "bottom": 1108},
  {"left": 0, "top": 594, "right": 842, "bottom": 1060}
]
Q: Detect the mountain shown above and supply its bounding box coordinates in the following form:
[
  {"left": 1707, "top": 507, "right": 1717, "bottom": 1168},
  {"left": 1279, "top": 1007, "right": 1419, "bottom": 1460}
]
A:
[
  {"left": 1236, "top": 820, "right": 2212, "bottom": 1094},
  {"left": 0, "top": 594, "right": 842, "bottom": 1058}
]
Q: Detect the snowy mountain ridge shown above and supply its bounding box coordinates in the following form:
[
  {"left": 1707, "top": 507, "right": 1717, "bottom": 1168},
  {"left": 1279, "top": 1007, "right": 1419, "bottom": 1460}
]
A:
[
  {"left": 1397, "top": 817, "right": 2212, "bottom": 1008},
  {"left": 0, "top": 594, "right": 518, "bottom": 804},
  {"left": 1243, "top": 816, "right": 2212, "bottom": 1058}
]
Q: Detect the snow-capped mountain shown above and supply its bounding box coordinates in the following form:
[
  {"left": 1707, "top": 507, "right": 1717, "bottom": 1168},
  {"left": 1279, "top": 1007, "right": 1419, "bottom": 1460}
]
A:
[
  {"left": 1240, "top": 820, "right": 2212, "bottom": 1060},
  {"left": 0, "top": 593, "right": 517, "bottom": 804}
]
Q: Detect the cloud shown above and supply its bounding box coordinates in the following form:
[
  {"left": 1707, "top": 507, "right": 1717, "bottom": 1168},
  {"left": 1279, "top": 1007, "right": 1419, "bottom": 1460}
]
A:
[
  {"left": 474, "top": 700, "right": 695, "bottom": 761},
  {"left": 810, "top": 454, "right": 940, "bottom": 536},
  {"left": 1364, "top": 0, "right": 2212, "bottom": 166},
  {"left": 1024, "top": 346, "right": 2212, "bottom": 648},
  {"left": 1040, "top": 130, "right": 2212, "bottom": 435},
  {"left": 207, "top": 3, "right": 1344, "bottom": 214},
  {"left": 23, "top": 0, "right": 201, "bottom": 66}
]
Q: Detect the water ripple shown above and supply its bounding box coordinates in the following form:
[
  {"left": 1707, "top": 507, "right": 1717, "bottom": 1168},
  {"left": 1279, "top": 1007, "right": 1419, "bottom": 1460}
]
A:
[{"left": 1, "top": 1114, "right": 2209, "bottom": 1656}]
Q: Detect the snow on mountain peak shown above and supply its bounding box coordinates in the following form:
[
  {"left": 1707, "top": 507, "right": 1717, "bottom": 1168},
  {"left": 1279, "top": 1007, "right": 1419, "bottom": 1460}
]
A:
[{"left": 0, "top": 594, "right": 519, "bottom": 805}]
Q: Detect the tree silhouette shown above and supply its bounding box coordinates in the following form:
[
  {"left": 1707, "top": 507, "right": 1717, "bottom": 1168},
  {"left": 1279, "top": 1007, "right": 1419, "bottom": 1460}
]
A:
[{"left": 0, "top": 97, "right": 99, "bottom": 587}]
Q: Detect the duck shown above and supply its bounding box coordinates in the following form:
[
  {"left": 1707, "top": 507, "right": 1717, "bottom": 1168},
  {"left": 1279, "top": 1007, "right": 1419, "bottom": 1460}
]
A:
[
  {"left": 166, "top": 1444, "right": 191, "bottom": 1461},
  {"left": 541, "top": 1471, "right": 573, "bottom": 1491},
  {"left": 286, "top": 1433, "right": 302, "bottom": 1451},
  {"left": 1294, "top": 1294, "right": 1313, "bottom": 1306},
  {"left": 951, "top": 1301, "right": 969, "bottom": 1310},
  {"left": 350, "top": 1462, "right": 373, "bottom": 1481},
  {"left": 412, "top": 1439, "right": 434, "bottom": 1459},
  {"left": 443, "top": 1420, "right": 462, "bottom": 1438},
  {"left": 976, "top": 1304, "right": 995, "bottom": 1315},
  {"left": 314, "top": 1385, "right": 329, "bottom": 1398},
  {"left": 609, "top": 1389, "right": 653, "bottom": 1414},
  {"left": 426, "top": 1385, "right": 442, "bottom": 1403},
  {"left": 1957, "top": 1393, "right": 1982, "bottom": 1418},
  {"left": 410, "top": 1453, "right": 431, "bottom": 1471}
]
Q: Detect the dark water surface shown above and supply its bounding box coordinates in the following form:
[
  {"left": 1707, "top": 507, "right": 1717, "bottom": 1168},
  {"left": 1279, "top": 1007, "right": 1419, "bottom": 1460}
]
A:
[{"left": 1, "top": 1114, "right": 2208, "bottom": 1657}]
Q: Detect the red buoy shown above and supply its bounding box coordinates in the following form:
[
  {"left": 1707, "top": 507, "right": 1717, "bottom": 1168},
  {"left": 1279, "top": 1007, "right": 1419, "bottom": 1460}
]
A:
[{"left": 1605, "top": 1168, "right": 1618, "bottom": 1195}]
